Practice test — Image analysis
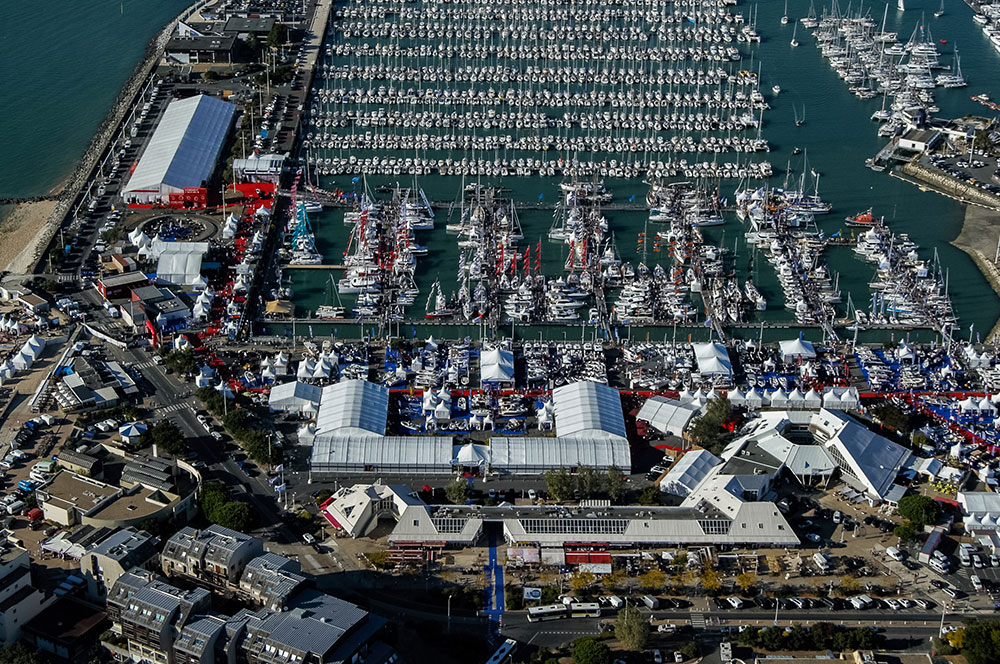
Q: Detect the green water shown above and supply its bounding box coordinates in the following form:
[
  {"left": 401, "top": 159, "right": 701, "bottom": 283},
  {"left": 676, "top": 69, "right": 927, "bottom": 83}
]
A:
[
  {"left": 276, "top": 0, "right": 1000, "bottom": 342},
  {"left": 0, "top": 0, "right": 192, "bottom": 199}
]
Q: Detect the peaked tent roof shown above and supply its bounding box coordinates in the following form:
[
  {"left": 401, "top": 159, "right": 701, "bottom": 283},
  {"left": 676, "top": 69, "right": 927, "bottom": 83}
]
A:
[
  {"left": 315, "top": 380, "right": 389, "bottom": 436},
  {"left": 636, "top": 396, "right": 702, "bottom": 435},
  {"left": 125, "top": 95, "right": 236, "bottom": 193}
]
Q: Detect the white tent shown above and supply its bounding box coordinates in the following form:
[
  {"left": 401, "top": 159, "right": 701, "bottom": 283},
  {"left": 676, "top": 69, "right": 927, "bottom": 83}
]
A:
[
  {"left": 769, "top": 389, "right": 790, "bottom": 408},
  {"left": 779, "top": 338, "right": 816, "bottom": 363},
  {"left": 454, "top": 443, "right": 489, "bottom": 468},
  {"left": 636, "top": 396, "right": 701, "bottom": 436},
  {"left": 434, "top": 400, "right": 451, "bottom": 422},
  {"left": 728, "top": 388, "right": 746, "bottom": 407},
  {"left": 119, "top": 422, "right": 147, "bottom": 446},
  {"left": 959, "top": 397, "right": 980, "bottom": 412},
  {"left": 311, "top": 360, "right": 332, "bottom": 379},
  {"left": 192, "top": 300, "right": 211, "bottom": 320},
  {"left": 11, "top": 351, "right": 33, "bottom": 371},
  {"left": 979, "top": 397, "right": 997, "bottom": 413},
  {"left": 896, "top": 342, "right": 916, "bottom": 363},
  {"left": 481, "top": 347, "right": 515, "bottom": 385},
  {"left": 691, "top": 342, "right": 733, "bottom": 378},
  {"left": 803, "top": 388, "right": 823, "bottom": 409},
  {"left": 745, "top": 388, "right": 765, "bottom": 410},
  {"left": 297, "top": 358, "right": 316, "bottom": 379}
]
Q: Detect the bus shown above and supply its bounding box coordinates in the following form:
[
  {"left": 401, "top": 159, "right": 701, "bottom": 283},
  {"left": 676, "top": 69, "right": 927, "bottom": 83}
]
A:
[
  {"left": 527, "top": 605, "right": 569, "bottom": 622},
  {"left": 569, "top": 602, "right": 601, "bottom": 618}
]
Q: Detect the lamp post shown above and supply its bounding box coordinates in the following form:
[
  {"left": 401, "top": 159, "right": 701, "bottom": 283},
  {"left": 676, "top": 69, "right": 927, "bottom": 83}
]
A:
[{"left": 447, "top": 594, "right": 452, "bottom": 633}]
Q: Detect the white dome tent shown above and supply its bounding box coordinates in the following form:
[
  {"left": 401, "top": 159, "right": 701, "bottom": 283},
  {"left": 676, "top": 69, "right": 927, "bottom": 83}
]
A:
[{"left": 454, "top": 443, "right": 490, "bottom": 469}]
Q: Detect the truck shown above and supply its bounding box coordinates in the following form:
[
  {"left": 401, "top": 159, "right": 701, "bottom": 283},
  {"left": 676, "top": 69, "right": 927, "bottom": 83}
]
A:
[
  {"left": 642, "top": 595, "right": 660, "bottom": 610},
  {"left": 607, "top": 596, "right": 624, "bottom": 609}
]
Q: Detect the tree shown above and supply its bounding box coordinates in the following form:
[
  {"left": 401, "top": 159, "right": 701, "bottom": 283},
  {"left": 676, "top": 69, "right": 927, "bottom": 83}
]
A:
[
  {"left": 571, "top": 637, "right": 611, "bottom": 664},
  {"left": 141, "top": 420, "right": 187, "bottom": 456},
  {"left": 894, "top": 522, "right": 918, "bottom": 541},
  {"left": 244, "top": 34, "right": 260, "bottom": 53},
  {"left": 946, "top": 627, "right": 966, "bottom": 650},
  {"left": 638, "top": 485, "right": 661, "bottom": 506},
  {"left": 699, "top": 567, "right": 722, "bottom": 594},
  {"left": 577, "top": 466, "right": 604, "bottom": 498},
  {"left": 672, "top": 551, "right": 688, "bottom": 569},
  {"left": 266, "top": 23, "right": 289, "bottom": 49},
  {"left": 445, "top": 479, "right": 470, "bottom": 504},
  {"left": 203, "top": 70, "right": 219, "bottom": 81},
  {"left": 214, "top": 501, "right": 252, "bottom": 532},
  {"left": 0, "top": 643, "right": 46, "bottom": 664},
  {"left": 736, "top": 571, "right": 757, "bottom": 593},
  {"left": 606, "top": 466, "right": 626, "bottom": 503},
  {"left": 962, "top": 618, "right": 1000, "bottom": 664},
  {"left": 638, "top": 568, "right": 666, "bottom": 591},
  {"left": 545, "top": 468, "right": 575, "bottom": 502},
  {"left": 602, "top": 569, "right": 625, "bottom": 591},
  {"left": 614, "top": 606, "right": 649, "bottom": 651},
  {"left": 898, "top": 494, "right": 939, "bottom": 527},
  {"left": 679, "top": 641, "right": 699, "bottom": 660},
  {"left": 569, "top": 571, "right": 596, "bottom": 593}
]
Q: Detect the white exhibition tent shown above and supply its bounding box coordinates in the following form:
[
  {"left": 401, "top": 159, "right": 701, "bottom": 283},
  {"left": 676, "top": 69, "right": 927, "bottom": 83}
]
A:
[
  {"left": 691, "top": 342, "right": 733, "bottom": 378},
  {"left": 269, "top": 380, "right": 323, "bottom": 414},
  {"left": 636, "top": 396, "right": 702, "bottom": 436},
  {"left": 481, "top": 347, "right": 515, "bottom": 385},
  {"left": 123, "top": 94, "right": 236, "bottom": 204},
  {"left": 778, "top": 338, "right": 816, "bottom": 364}
]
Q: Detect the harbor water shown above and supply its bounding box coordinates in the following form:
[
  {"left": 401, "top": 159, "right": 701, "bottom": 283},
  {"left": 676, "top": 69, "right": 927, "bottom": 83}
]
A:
[{"left": 280, "top": 0, "right": 1000, "bottom": 343}]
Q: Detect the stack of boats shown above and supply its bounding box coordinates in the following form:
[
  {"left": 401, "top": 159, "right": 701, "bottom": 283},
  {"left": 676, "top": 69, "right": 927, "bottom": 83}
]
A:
[
  {"left": 303, "top": 0, "right": 774, "bottom": 180},
  {"left": 852, "top": 222, "right": 956, "bottom": 331},
  {"left": 736, "top": 183, "right": 841, "bottom": 328},
  {"left": 806, "top": 2, "right": 966, "bottom": 137}
]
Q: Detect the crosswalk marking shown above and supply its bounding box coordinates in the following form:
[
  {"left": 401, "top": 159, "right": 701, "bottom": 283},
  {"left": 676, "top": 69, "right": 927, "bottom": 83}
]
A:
[
  {"left": 134, "top": 361, "right": 155, "bottom": 370},
  {"left": 162, "top": 402, "right": 193, "bottom": 414},
  {"left": 690, "top": 612, "right": 706, "bottom": 628}
]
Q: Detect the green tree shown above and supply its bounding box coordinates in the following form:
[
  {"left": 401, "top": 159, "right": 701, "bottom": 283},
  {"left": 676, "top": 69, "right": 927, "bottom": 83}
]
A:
[
  {"left": 577, "top": 466, "right": 604, "bottom": 498},
  {"left": 638, "top": 485, "right": 661, "bottom": 506},
  {"left": 266, "top": 23, "right": 289, "bottom": 48},
  {"left": 894, "top": 522, "right": 918, "bottom": 541},
  {"left": 545, "top": 468, "right": 575, "bottom": 502},
  {"left": 837, "top": 575, "right": 862, "bottom": 596},
  {"left": 141, "top": 420, "right": 187, "bottom": 456},
  {"left": 571, "top": 637, "right": 611, "bottom": 664},
  {"left": 898, "top": 494, "right": 939, "bottom": 527},
  {"left": 606, "top": 466, "right": 626, "bottom": 503},
  {"left": 214, "top": 501, "right": 252, "bottom": 532},
  {"left": 614, "top": 605, "right": 649, "bottom": 651},
  {"left": 202, "top": 70, "right": 219, "bottom": 81},
  {"left": 679, "top": 641, "right": 699, "bottom": 661},
  {"left": 445, "top": 479, "right": 470, "bottom": 504},
  {"left": 0, "top": 643, "right": 46, "bottom": 664},
  {"left": 962, "top": 618, "right": 1000, "bottom": 664}
]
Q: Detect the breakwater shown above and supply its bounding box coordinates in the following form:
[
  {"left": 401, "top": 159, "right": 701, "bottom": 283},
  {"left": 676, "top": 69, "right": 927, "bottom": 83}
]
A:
[{"left": 898, "top": 161, "right": 1000, "bottom": 210}]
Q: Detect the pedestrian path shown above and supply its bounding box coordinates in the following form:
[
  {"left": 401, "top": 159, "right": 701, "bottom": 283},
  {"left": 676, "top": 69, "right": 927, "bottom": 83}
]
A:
[{"left": 482, "top": 530, "right": 505, "bottom": 641}]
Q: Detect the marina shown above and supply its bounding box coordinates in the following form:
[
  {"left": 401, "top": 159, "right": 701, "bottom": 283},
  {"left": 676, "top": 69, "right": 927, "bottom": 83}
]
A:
[{"left": 256, "top": 0, "right": 1000, "bottom": 344}]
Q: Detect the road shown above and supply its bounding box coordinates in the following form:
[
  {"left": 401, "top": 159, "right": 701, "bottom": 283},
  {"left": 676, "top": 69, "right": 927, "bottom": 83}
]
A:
[
  {"left": 106, "top": 344, "right": 296, "bottom": 541},
  {"left": 500, "top": 609, "right": 961, "bottom": 649}
]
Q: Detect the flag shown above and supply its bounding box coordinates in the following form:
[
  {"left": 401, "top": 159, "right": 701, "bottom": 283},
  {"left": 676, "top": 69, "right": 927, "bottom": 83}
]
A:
[
  {"left": 274, "top": 483, "right": 287, "bottom": 492},
  {"left": 274, "top": 464, "right": 284, "bottom": 472},
  {"left": 629, "top": 195, "right": 635, "bottom": 202},
  {"left": 538, "top": 193, "right": 544, "bottom": 201}
]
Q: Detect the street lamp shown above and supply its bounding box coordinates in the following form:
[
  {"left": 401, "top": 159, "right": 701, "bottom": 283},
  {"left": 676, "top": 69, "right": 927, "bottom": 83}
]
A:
[{"left": 447, "top": 594, "right": 453, "bottom": 633}]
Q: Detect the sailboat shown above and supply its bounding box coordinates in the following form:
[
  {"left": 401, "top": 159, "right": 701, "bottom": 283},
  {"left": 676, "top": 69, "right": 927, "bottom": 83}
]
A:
[
  {"left": 897, "top": 0, "right": 905, "bottom": 12},
  {"left": 790, "top": 23, "right": 799, "bottom": 47},
  {"left": 781, "top": 0, "right": 789, "bottom": 24},
  {"left": 934, "top": 0, "right": 944, "bottom": 17}
]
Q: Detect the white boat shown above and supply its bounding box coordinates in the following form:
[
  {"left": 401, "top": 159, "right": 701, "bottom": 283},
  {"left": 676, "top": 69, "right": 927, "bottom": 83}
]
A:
[
  {"left": 897, "top": 0, "right": 905, "bottom": 11},
  {"left": 772, "top": 85, "right": 781, "bottom": 95}
]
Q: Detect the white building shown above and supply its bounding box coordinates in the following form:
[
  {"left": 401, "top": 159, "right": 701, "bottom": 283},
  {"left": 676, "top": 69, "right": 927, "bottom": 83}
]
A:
[
  {"left": 0, "top": 548, "right": 53, "bottom": 644},
  {"left": 123, "top": 95, "right": 236, "bottom": 205}
]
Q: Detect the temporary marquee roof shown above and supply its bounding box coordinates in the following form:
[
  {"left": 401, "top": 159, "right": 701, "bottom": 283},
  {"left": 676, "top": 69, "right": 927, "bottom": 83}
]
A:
[
  {"left": 157, "top": 251, "right": 204, "bottom": 286},
  {"left": 125, "top": 95, "right": 236, "bottom": 194},
  {"left": 310, "top": 435, "right": 455, "bottom": 474},
  {"left": 489, "top": 435, "right": 631, "bottom": 473},
  {"left": 636, "top": 396, "right": 702, "bottom": 436},
  {"left": 779, "top": 338, "right": 817, "bottom": 363},
  {"left": 552, "top": 380, "right": 627, "bottom": 440},
  {"left": 481, "top": 347, "right": 515, "bottom": 384},
  {"left": 269, "top": 381, "right": 323, "bottom": 413},
  {"left": 691, "top": 342, "right": 732, "bottom": 377},
  {"left": 315, "top": 380, "right": 389, "bottom": 436}
]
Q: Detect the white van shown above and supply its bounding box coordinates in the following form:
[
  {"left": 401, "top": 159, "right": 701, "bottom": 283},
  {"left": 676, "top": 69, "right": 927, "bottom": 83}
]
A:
[
  {"left": 813, "top": 552, "right": 831, "bottom": 572},
  {"left": 607, "top": 596, "right": 624, "bottom": 609},
  {"left": 971, "top": 575, "right": 984, "bottom": 593},
  {"left": 886, "top": 546, "right": 905, "bottom": 562},
  {"left": 850, "top": 595, "right": 873, "bottom": 610},
  {"left": 930, "top": 557, "right": 951, "bottom": 573},
  {"left": 726, "top": 596, "right": 744, "bottom": 609}
]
